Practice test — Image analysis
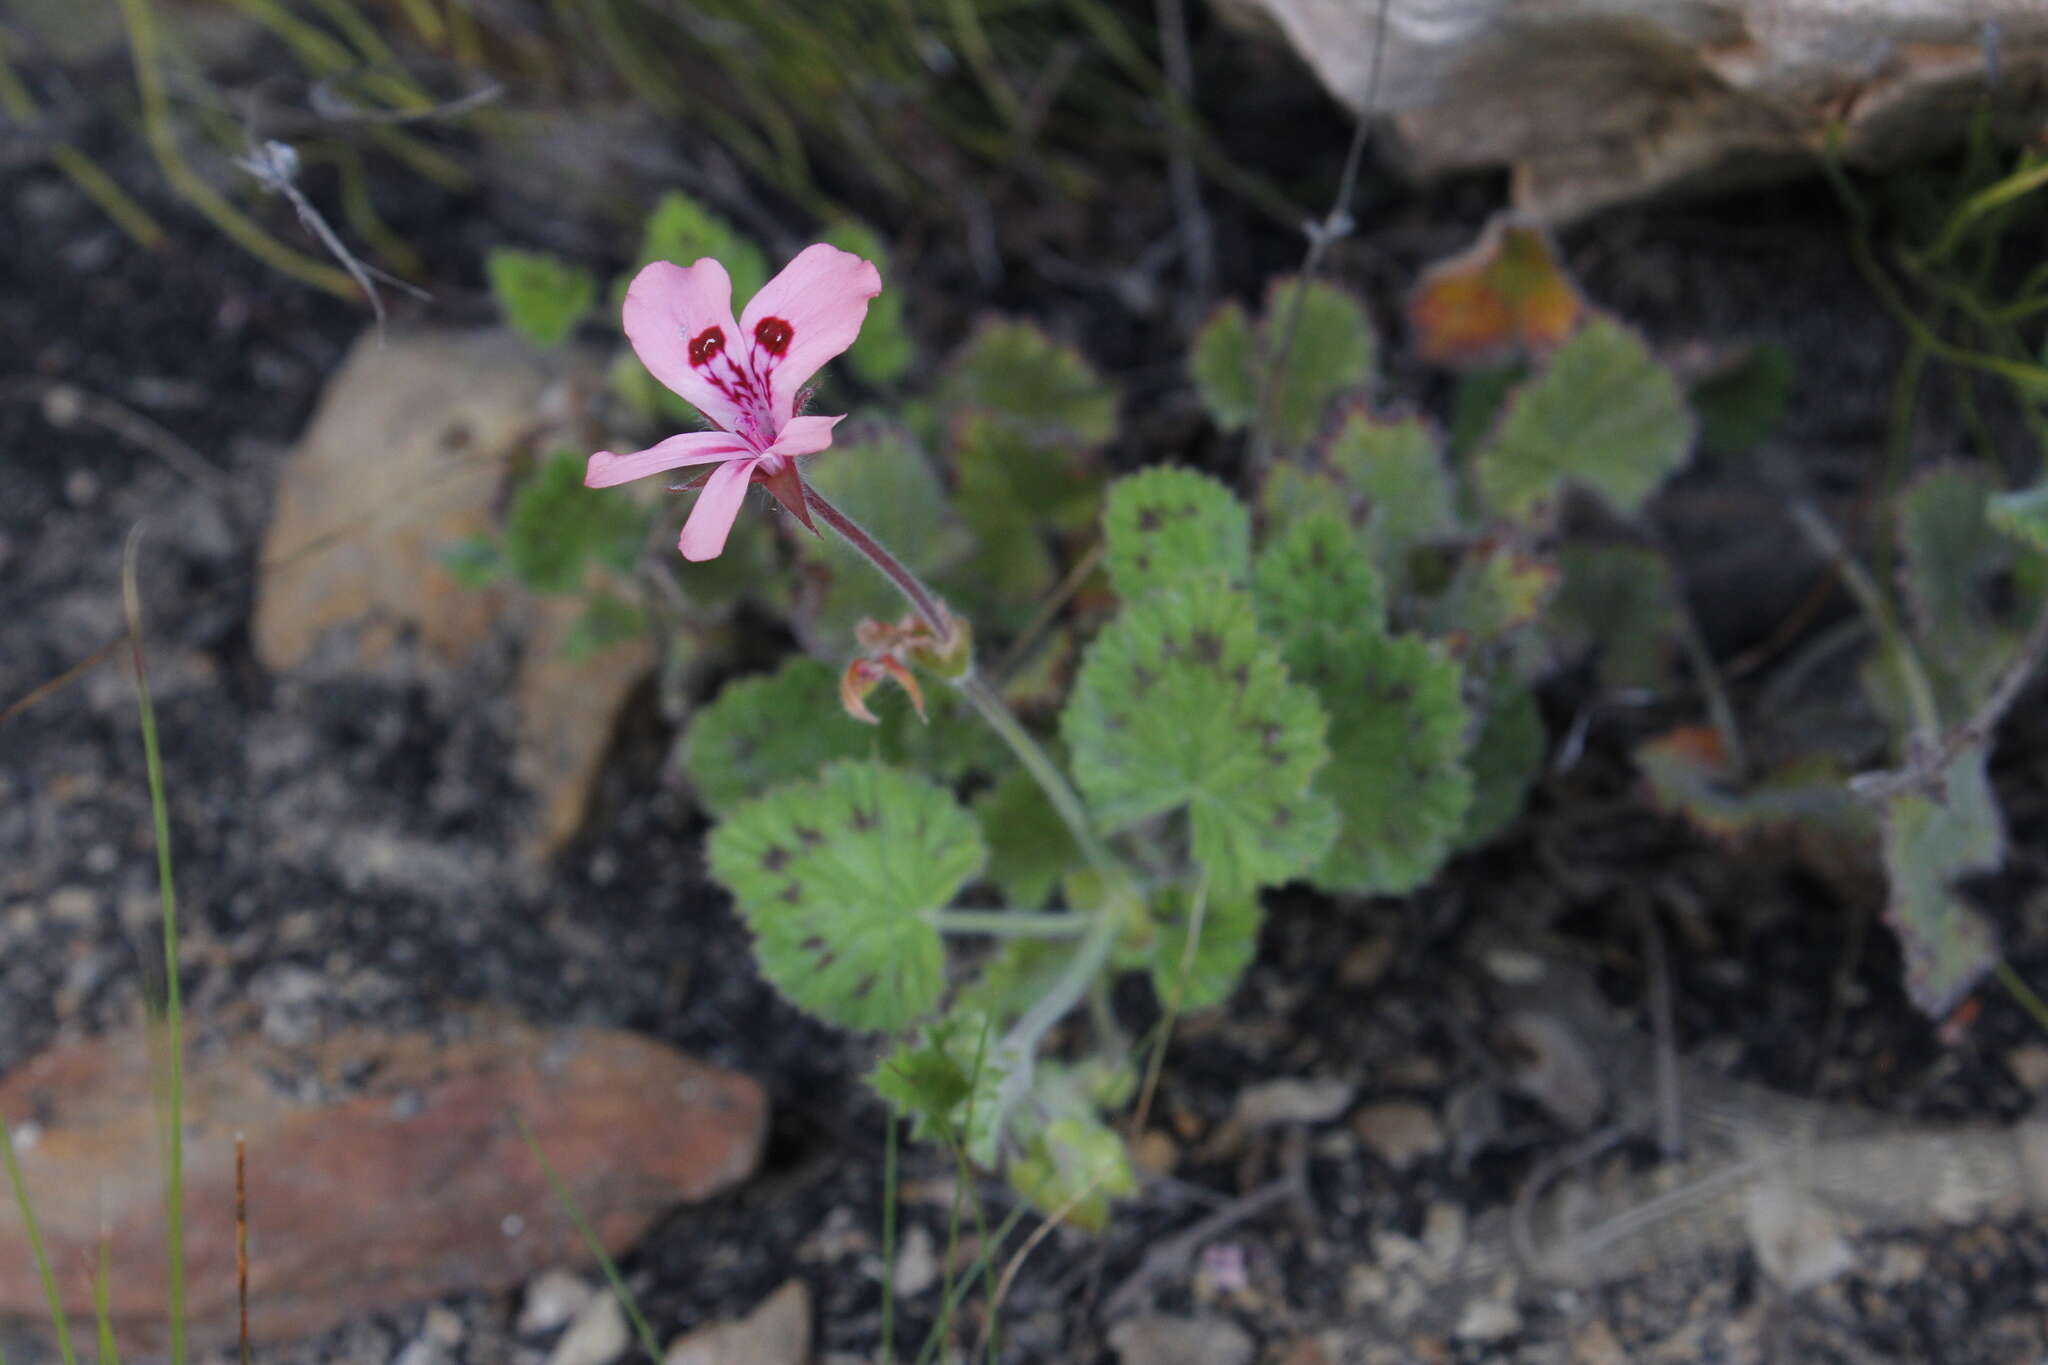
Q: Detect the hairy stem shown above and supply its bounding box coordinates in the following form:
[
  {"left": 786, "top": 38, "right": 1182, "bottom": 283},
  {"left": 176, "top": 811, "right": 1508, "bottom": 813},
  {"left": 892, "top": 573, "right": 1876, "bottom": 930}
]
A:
[{"left": 805, "top": 485, "right": 955, "bottom": 643}]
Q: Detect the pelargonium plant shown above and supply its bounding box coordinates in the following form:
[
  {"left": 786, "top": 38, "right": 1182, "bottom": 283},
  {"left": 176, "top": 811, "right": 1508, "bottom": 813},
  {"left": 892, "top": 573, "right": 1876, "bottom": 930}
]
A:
[{"left": 581, "top": 227, "right": 1705, "bottom": 1226}]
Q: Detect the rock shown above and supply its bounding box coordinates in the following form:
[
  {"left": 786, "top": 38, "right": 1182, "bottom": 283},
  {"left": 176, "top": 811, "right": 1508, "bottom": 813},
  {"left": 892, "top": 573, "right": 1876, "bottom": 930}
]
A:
[
  {"left": 664, "top": 1279, "right": 811, "bottom": 1365},
  {"left": 520, "top": 1269, "right": 597, "bottom": 1336},
  {"left": 547, "top": 1292, "right": 629, "bottom": 1365},
  {"left": 1221, "top": 0, "right": 2048, "bottom": 220},
  {"left": 1743, "top": 1179, "right": 1855, "bottom": 1291},
  {"left": 1106, "top": 1314, "right": 1255, "bottom": 1365},
  {"left": 1351, "top": 1100, "right": 1445, "bottom": 1171},
  {"left": 252, "top": 329, "right": 550, "bottom": 672},
  {"left": 1452, "top": 1295, "right": 1521, "bottom": 1344},
  {"left": 252, "top": 327, "right": 650, "bottom": 859},
  {"left": 0, "top": 1014, "right": 765, "bottom": 1348},
  {"left": 2008, "top": 1044, "right": 2048, "bottom": 1092},
  {"left": 1232, "top": 1076, "right": 1355, "bottom": 1128},
  {"left": 891, "top": 1223, "right": 939, "bottom": 1298}
]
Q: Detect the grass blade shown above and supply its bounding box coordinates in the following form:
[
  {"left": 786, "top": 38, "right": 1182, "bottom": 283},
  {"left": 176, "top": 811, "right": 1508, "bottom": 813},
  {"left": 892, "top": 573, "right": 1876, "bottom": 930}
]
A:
[
  {"left": 511, "top": 1111, "right": 665, "bottom": 1362},
  {"left": 0, "top": 1113, "right": 80, "bottom": 1365}
]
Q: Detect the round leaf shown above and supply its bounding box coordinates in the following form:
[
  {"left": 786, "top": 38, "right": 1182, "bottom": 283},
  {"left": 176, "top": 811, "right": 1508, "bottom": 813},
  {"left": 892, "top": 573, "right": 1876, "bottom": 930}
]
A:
[
  {"left": 1062, "top": 587, "right": 1336, "bottom": 896},
  {"left": 1102, "top": 466, "right": 1251, "bottom": 604},
  {"left": 708, "top": 760, "right": 984, "bottom": 1030}
]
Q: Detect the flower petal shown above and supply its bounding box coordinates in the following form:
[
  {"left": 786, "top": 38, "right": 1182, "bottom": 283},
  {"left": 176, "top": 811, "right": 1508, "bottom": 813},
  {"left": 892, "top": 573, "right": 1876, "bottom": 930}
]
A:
[
  {"left": 739, "top": 244, "right": 882, "bottom": 426},
  {"left": 763, "top": 413, "right": 845, "bottom": 458},
  {"left": 678, "top": 456, "right": 758, "bottom": 561},
  {"left": 585, "top": 430, "right": 755, "bottom": 488},
  {"left": 621, "top": 259, "right": 752, "bottom": 434}
]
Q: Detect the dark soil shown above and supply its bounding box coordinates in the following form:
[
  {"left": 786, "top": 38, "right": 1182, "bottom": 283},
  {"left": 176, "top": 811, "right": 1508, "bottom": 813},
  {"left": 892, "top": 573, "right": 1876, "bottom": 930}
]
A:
[{"left": 7, "top": 12, "right": 2048, "bottom": 1365}]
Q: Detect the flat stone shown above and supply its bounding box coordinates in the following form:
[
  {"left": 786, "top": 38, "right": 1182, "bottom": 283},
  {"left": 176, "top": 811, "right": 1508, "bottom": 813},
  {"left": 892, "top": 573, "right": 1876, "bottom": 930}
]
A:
[
  {"left": 547, "top": 1292, "right": 629, "bottom": 1365},
  {"left": 664, "top": 1279, "right": 811, "bottom": 1365},
  {"left": 1352, "top": 1101, "right": 1445, "bottom": 1171},
  {"left": 1233, "top": 1076, "right": 1356, "bottom": 1128},
  {"left": 0, "top": 1014, "right": 765, "bottom": 1348},
  {"left": 250, "top": 328, "right": 652, "bottom": 859},
  {"left": 1106, "top": 1314, "right": 1255, "bottom": 1365}
]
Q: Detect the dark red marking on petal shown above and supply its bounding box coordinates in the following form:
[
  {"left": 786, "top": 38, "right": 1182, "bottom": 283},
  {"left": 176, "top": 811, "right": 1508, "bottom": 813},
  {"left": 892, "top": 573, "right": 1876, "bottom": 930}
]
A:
[
  {"left": 753, "top": 316, "right": 794, "bottom": 356},
  {"left": 687, "top": 326, "right": 726, "bottom": 367}
]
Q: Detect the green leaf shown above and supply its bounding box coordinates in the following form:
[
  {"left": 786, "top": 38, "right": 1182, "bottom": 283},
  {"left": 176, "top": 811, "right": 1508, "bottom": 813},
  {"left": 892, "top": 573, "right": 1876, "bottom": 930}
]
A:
[
  {"left": 823, "top": 220, "right": 914, "bottom": 386},
  {"left": 1101, "top": 466, "right": 1251, "bottom": 604},
  {"left": 504, "top": 450, "right": 648, "bottom": 593},
  {"left": 1457, "top": 677, "right": 1544, "bottom": 850},
  {"left": 1008, "top": 1109, "right": 1137, "bottom": 1234},
  {"left": 1476, "top": 319, "right": 1694, "bottom": 520},
  {"left": 1635, "top": 729, "right": 1861, "bottom": 842},
  {"left": 976, "top": 770, "right": 1080, "bottom": 910},
  {"left": 1691, "top": 343, "right": 1793, "bottom": 456},
  {"left": 1188, "top": 301, "right": 1258, "bottom": 431},
  {"left": 949, "top": 407, "right": 1103, "bottom": 534},
  {"left": 1321, "top": 409, "right": 1456, "bottom": 570},
  {"left": 707, "top": 759, "right": 983, "bottom": 1030},
  {"left": 558, "top": 592, "right": 645, "bottom": 661},
  {"left": 956, "top": 939, "right": 1076, "bottom": 1024},
  {"left": 438, "top": 534, "right": 506, "bottom": 588},
  {"left": 1189, "top": 278, "right": 1376, "bottom": 451},
  {"left": 1062, "top": 587, "right": 1337, "bottom": 896},
  {"left": 795, "top": 429, "right": 972, "bottom": 645},
  {"left": 870, "top": 1011, "right": 1008, "bottom": 1164},
  {"left": 1428, "top": 542, "right": 1560, "bottom": 653},
  {"left": 487, "top": 248, "right": 597, "bottom": 349},
  {"left": 1289, "top": 626, "right": 1473, "bottom": 896},
  {"left": 680, "top": 657, "right": 1001, "bottom": 817},
  {"left": 1254, "top": 505, "right": 1384, "bottom": 644},
  {"left": 630, "top": 190, "right": 768, "bottom": 302},
  {"left": 1150, "top": 885, "right": 1261, "bottom": 1013},
  {"left": 1897, "top": 465, "right": 2042, "bottom": 715},
  {"left": 1548, "top": 542, "right": 1680, "bottom": 692},
  {"left": 1989, "top": 480, "right": 2048, "bottom": 553},
  {"left": 931, "top": 319, "right": 1118, "bottom": 450},
  {"left": 1880, "top": 749, "right": 2003, "bottom": 1017}
]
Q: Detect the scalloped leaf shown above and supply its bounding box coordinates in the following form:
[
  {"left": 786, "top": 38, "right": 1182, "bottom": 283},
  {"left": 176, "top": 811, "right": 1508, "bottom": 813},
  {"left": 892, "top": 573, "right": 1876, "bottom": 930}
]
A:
[
  {"left": 681, "top": 657, "right": 1000, "bottom": 816},
  {"left": 870, "top": 1010, "right": 1008, "bottom": 1164},
  {"left": 1189, "top": 301, "right": 1258, "bottom": 431},
  {"left": 1102, "top": 466, "right": 1251, "bottom": 604},
  {"left": 1321, "top": 409, "right": 1456, "bottom": 570},
  {"left": 1150, "top": 885, "right": 1261, "bottom": 1013},
  {"left": 1880, "top": 749, "right": 2003, "bottom": 1018},
  {"left": 1457, "top": 677, "right": 1545, "bottom": 850},
  {"left": 1062, "top": 587, "right": 1337, "bottom": 896},
  {"left": 1254, "top": 505, "right": 1384, "bottom": 644},
  {"left": 976, "top": 770, "right": 1080, "bottom": 909},
  {"left": 932, "top": 318, "right": 1117, "bottom": 450},
  {"left": 822, "top": 220, "right": 913, "bottom": 386},
  {"left": 1289, "top": 627, "right": 1472, "bottom": 895},
  {"left": 1408, "top": 216, "right": 1582, "bottom": 368},
  {"left": 1476, "top": 319, "right": 1694, "bottom": 520},
  {"left": 1548, "top": 542, "right": 1680, "bottom": 692},
  {"left": 1008, "top": 1109, "right": 1137, "bottom": 1234},
  {"left": 1896, "top": 465, "right": 2042, "bottom": 716},
  {"left": 504, "top": 450, "right": 647, "bottom": 593},
  {"left": 486, "top": 248, "right": 595, "bottom": 349},
  {"left": 1429, "top": 541, "right": 1560, "bottom": 654},
  {"left": 707, "top": 759, "right": 984, "bottom": 1030},
  {"left": 795, "top": 429, "right": 973, "bottom": 645},
  {"left": 631, "top": 190, "right": 768, "bottom": 303},
  {"left": 1635, "top": 727, "right": 1861, "bottom": 842},
  {"left": 1190, "top": 278, "right": 1375, "bottom": 450}
]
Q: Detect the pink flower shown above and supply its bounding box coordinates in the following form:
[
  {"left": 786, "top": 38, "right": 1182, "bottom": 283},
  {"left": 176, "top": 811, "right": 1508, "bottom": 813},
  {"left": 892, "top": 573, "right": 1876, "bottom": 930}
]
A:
[{"left": 585, "top": 243, "right": 883, "bottom": 561}]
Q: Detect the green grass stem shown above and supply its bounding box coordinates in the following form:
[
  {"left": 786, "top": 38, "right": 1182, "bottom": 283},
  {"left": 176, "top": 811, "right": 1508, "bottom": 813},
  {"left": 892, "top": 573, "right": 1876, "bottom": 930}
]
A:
[
  {"left": 123, "top": 528, "right": 186, "bottom": 1365},
  {"left": 0, "top": 1115, "right": 80, "bottom": 1365},
  {"left": 511, "top": 1112, "right": 665, "bottom": 1362}
]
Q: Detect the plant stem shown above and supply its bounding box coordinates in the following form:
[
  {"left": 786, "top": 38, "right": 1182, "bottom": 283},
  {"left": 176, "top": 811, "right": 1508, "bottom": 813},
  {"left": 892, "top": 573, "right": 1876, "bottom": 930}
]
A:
[
  {"left": 805, "top": 486, "right": 955, "bottom": 643},
  {"left": 929, "top": 909, "right": 1090, "bottom": 938},
  {"left": 954, "top": 671, "right": 1125, "bottom": 890}
]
